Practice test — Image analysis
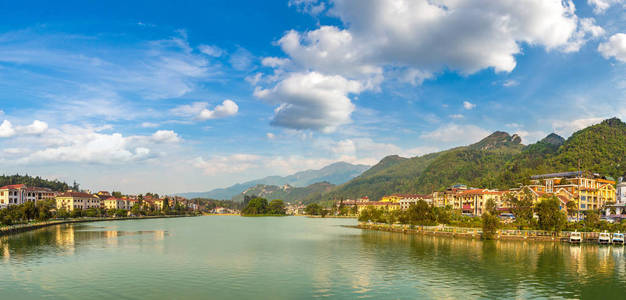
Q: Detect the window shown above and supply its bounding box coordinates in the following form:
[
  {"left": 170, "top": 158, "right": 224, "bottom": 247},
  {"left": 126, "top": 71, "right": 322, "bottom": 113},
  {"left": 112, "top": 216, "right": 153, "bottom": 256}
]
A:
[{"left": 581, "top": 204, "right": 586, "bottom": 209}]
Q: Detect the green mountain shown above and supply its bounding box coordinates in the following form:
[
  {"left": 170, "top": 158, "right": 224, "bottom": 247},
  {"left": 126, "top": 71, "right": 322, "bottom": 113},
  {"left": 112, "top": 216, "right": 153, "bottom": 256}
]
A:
[
  {"left": 231, "top": 182, "right": 335, "bottom": 203},
  {"left": 309, "top": 117, "right": 626, "bottom": 202},
  {"left": 0, "top": 174, "right": 74, "bottom": 191}
]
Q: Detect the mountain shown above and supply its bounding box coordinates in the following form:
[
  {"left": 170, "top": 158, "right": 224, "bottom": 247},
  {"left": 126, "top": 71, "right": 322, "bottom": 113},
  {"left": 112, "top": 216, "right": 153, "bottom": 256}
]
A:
[
  {"left": 177, "top": 162, "right": 369, "bottom": 200},
  {"left": 231, "top": 182, "right": 336, "bottom": 203},
  {"left": 0, "top": 174, "right": 74, "bottom": 191},
  {"left": 310, "top": 117, "right": 626, "bottom": 202}
]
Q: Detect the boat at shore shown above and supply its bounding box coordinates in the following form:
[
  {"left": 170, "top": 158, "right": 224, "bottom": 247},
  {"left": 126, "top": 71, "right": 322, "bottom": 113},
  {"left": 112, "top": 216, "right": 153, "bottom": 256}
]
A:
[
  {"left": 569, "top": 231, "right": 582, "bottom": 244},
  {"left": 598, "top": 231, "right": 611, "bottom": 244},
  {"left": 612, "top": 232, "right": 624, "bottom": 245}
]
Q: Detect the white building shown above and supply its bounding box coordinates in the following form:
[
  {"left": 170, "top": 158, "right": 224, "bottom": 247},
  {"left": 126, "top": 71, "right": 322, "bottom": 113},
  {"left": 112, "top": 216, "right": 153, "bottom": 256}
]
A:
[{"left": 0, "top": 184, "right": 56, "bottom": 208}]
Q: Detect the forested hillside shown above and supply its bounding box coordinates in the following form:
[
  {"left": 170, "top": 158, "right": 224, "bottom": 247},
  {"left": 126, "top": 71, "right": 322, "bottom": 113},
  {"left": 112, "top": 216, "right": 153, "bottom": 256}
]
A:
[
  {"left": 0, "top": 174, "right": 74, "bottom": 191},
  {"left": 309, "top": 118, "right": 626, "bottom": 202}
]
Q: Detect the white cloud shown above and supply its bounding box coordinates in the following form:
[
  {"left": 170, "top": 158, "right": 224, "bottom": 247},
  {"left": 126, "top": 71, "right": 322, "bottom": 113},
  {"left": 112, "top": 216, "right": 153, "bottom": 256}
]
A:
[
  {"left": 171, "top": 99, "right": 239, "bottom": 120},
  {"left": 0, "top": 119, "right": 48, "bottom": 137},
  {"left": 198, "top": 100, "right": 239, "bottom": 120},
  {"left": 254, "top": 72, "right": 362, "bottom": 132},
  {"left": 289, "top": 0, "right": 326, "bottom": 15},
  {"left": 421, "top": 124, "right": 490, "bottom": 144},
  {"left": 151, "top": 130, "right": 181, "bottom": 143},
  {"left": 256, "top": 0, "right": 593, "bottom": 132},
  {"left": 0, "top": 31, "right": 217, "bottom": 113},
  {"left": 449, "top": 114, "right": 464, "bottom": 119},
  {"left": 587, "top": 0, "right": 625, "bottom": 14},
  {"left": 229, "top": 47, "right": 254, "bottom": 71},
  {"left": 23, "top": 130, "right": 152, "bottom": 164},
  {"left": 502, "top": 79, "right": 519, "bottom": 87},
  {"left": 515, "top": 130, "right": 548, "bottom": 144},
  {"left": 193, "top": 154, "right": 261, "bottom": 175},
  {"left": 17, "top": 120, "right": 48, "bottom": 135},
  {"left": 463, "top": 101, "right": 476, "bottom": 110},
  {"left": 198, "top": 44, "right": 224, "bottom": 57},
  {"left": 261, "top": 57, "right": 290, "bottom": 68},
  {"left": 0, "top": 120, "right": 16, "bottom": 138},
  {"left": 598, "top": 33, "right": 626, "bottom": 63},
  {"left": 552, "top": 117, "right": 604, "bottom": 137},
  {"left": 266, "top": 132, "right": 276, "bottom": 140},
  {"left": 141, "top": 122, "right": 159, "bottom": 128},
  {"left": 286, "top": 0, "right": 588, "bottom": 77}
]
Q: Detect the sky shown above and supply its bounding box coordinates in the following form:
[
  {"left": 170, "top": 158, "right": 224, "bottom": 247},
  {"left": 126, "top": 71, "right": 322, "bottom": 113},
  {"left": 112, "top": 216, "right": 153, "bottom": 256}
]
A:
[{"left": 0, "top": 0, "right": 625, "bottom": 195}]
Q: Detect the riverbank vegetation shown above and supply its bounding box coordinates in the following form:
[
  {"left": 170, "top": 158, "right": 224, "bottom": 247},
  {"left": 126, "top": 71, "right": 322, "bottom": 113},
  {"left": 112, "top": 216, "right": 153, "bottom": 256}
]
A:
[
  {"left": 240, "top": 197, "right": 286, "bottom": 216},
  {"left": 357, "top": 199, "right": 626, "bottom": 239},
  {"left": 0, "top": 199, "right": 199, "bottom": 227}
]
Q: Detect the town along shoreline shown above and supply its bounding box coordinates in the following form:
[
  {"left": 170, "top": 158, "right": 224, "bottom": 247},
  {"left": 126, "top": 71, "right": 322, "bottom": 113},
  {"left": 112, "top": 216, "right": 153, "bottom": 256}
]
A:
[{"left": 350, "top": 222, "right": 614, "bottom": 243}]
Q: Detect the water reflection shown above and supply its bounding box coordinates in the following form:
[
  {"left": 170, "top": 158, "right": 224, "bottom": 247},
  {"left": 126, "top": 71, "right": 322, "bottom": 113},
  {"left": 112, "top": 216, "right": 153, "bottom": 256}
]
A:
[
  {"left": 357, "top": 231, "right": 626, "bottom": 298},
  {"left": 0, "top": 223, "right": 166, "bottom": 262}
]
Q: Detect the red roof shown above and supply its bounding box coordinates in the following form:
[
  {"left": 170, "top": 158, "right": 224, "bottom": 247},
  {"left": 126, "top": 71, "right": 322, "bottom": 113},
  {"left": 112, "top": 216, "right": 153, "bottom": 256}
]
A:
[
  {"left": 58, "top": 192, "right": 96, "bottom": 198},
  {"left": 0, "top": 184, "right": 26, "bottom": 190}
]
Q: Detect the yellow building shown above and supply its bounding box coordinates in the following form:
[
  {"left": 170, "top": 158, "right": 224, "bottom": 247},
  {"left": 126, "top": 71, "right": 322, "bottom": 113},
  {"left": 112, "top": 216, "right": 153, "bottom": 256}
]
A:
[
  {"left": 524, "top": 172, "right": 616, "bottom": 212},
  {"left": 356, "top": 201, "right": 400, "bottom": 213},
  {"left": 380, "top": 194, "right": 404, "bottom": 203},
  {"left": 56, "top": 192, "right": 100, "bottom": 211},
  {"left": 103, "top": 197, "right": 132, "bottom": 210}
]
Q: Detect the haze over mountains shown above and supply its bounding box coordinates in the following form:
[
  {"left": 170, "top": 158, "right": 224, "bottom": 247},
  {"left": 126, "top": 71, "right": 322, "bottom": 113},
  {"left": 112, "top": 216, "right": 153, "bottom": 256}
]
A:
[
  {"left": 311, "top": 117, "right": 626, "bottom": 203},
  {"left": 177, "top": 162, "right": 370, "bottom": 200},
  {"left": 180, "top": 117, "right": 626, "bottom": 204}
]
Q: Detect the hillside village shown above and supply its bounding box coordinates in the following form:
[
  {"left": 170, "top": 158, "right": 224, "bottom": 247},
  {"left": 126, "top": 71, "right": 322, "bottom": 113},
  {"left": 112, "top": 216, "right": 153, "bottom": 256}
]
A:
[{"left": 348, "top": 171, "right": 626, "bottom": 222}]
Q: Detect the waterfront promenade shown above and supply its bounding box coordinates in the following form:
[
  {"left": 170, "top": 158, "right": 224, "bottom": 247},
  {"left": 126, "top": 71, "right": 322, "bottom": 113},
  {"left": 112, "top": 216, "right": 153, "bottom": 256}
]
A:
[
  {"left": 356, "top": 222, "right": 616, "bottom": 243},
  {"left": 0, "top": 215, "right": 195, "bottom": 237}
]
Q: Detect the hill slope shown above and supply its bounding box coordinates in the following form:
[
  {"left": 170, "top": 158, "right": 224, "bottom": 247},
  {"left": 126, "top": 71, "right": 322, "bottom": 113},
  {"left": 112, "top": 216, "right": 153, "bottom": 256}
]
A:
[
  {"left": 178, "top": 162, "right": 369, "bottom": 200},
  {"left": 310, "top": 117, "right": 626, "bottom": 202},
  {"left": 0, "top": 174, "right": 73, "bottom": 191},
  {"left": 231, "top": 182, "right": 336, "bottom": 203}
]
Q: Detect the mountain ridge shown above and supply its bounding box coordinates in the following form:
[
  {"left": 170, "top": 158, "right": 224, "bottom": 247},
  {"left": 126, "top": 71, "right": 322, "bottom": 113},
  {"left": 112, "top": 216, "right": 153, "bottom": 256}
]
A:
[{"left": 177, "top": 161, "right": 369, "bottom": 200}]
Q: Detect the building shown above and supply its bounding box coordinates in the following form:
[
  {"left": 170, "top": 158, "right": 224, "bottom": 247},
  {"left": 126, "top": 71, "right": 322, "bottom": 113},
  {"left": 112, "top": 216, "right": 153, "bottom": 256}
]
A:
[
  {"left": 55, "top": 192, "right": 100, "bottom": 211},
  {"left": 605, "top": 177, "right": 626, "bottom": 218},
  {"left": 398, "top": 194, "right": 432, "bottom": 210},
  {"left": 0, "top": 184, "right": 55, "bottom": 207},
  {"left": 524, "top": 171, "right": 616, "bottom": 212},
  {"left": 103, "top": 197, "right": 133, "bottom": 210},
  {"left": 357, "top": 201, "right": 400, "bottom": 213}
]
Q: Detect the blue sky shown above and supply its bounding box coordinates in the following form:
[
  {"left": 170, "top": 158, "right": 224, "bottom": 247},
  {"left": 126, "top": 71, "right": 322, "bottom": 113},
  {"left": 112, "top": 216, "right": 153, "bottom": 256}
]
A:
[{"left": 0, "top": 0, "right": 625, "bottom": 194}]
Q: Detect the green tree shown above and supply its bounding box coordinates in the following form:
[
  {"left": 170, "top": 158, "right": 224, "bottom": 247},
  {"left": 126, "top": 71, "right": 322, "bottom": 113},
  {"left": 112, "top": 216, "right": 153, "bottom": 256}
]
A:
[
  {"left": 584, "top": 211, "right": 600, "bottom": 230},
  {"left": 509, "top": 190, "right": 534, "bottom": 229},
  {"left": 268, "top": 199, "right": 286, "bottom": 215},
  {"left": 406, "top": 200, "right": 436, "bottom": 226},
  {"left": 56, "top": 207, "right": 69, "bottom": 219},
  {"left": 305, "top": 203, "right": 322, "bottom": 216},
  {"left": 536, "top": 196, "right": 567, "bottom": 233},
  {"left": 481, "top": 212, "right": 500, "bottom": 240},
  {"left": 241, "top": 197, "right": 269, "bottom": 215},
  {"left": 111, "top": 191, "right": 123, "bottom": 198},
  {"left": 565, "top": 200, "right": 578, "bottom": 219}
]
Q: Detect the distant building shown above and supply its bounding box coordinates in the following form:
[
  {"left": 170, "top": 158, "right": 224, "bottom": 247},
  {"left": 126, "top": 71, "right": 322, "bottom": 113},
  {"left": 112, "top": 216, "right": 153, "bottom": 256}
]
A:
[
  {"left": 55, "top": 192, "right": 100, "bottom": 211},
  {"left": 0, "top": 184, "right": 55, "bottom": 208},
  {"left": 523, "top": 171, "right": 616, "bottom": 212}
]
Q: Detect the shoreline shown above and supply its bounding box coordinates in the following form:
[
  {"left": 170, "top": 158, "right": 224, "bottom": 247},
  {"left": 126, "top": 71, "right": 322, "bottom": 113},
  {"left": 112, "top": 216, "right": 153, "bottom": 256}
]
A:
[
  {"left": 352, "top": 223, "right": 614, "bottom": 244},
  {"left": 0, "top": 215, "right": 196, "bottom": 237}
]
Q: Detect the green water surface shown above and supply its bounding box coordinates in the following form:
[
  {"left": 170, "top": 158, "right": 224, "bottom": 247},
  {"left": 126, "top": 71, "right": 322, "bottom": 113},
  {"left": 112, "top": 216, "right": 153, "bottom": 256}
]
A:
[{"left": 1, "top": 216, "right": 625, "bottom": 299}]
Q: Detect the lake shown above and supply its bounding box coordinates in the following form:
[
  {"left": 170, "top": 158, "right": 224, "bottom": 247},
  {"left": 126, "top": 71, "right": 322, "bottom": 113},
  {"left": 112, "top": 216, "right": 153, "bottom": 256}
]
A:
[{"left": 1, "top": 216, "right": 625, "bottom": 299}]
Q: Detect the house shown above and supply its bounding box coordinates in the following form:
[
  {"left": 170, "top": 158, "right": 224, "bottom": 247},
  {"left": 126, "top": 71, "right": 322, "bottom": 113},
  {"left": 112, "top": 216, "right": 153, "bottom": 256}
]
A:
[
  {"left": 55, "top": 192, "right": 100, "bottom": 211},
  {"left": 0, "top": 184, "right": 55, "bottom": 208}
]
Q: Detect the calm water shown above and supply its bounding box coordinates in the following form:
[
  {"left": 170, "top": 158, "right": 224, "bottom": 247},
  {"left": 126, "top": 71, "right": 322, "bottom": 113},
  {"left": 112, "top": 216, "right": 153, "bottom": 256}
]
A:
[{"left": 1, "top": 216, "right": 625, "bottom": 299}]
